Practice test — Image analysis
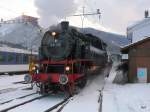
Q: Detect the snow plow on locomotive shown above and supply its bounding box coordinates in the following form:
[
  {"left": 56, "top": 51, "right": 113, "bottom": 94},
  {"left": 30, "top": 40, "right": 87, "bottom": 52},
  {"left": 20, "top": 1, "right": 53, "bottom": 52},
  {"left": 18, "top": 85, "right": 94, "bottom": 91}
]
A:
[{"left": 26, "top": 21, "right": 108, "bottom": 95}]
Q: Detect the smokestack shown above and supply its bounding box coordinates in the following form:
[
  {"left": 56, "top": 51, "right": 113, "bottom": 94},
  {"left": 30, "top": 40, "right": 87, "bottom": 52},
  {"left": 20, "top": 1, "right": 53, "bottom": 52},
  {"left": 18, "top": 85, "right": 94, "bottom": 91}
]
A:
[
  {"left": 61, "top": 21, "right": 69, "bottom": 32},
  {"left": 145, "top": 10, "right": 149, "bottom": 18}
]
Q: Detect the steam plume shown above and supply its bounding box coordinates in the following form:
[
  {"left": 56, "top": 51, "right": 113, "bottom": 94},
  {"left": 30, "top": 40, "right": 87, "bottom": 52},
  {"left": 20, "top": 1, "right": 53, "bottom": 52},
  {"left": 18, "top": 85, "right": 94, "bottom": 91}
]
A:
[{"left": 34, "top": 0, "right": 78, "bottom": 28}]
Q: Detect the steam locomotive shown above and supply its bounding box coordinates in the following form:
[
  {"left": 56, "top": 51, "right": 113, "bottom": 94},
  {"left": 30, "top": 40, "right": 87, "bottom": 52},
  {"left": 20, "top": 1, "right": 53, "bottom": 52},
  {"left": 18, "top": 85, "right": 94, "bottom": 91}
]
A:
[{"left": 26, "top": 21, "right": 108, "bottom": 95}]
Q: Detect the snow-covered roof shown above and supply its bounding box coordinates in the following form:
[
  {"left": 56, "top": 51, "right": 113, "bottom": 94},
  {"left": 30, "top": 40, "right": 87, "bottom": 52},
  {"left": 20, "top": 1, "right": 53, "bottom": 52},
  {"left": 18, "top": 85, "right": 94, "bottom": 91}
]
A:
[
  {"left": 0, "top": 46, "right": 38, "bottom": 55},
  {"left": 0, "top": 15, "right": 43, "bottom": 51},
  {"left": 121, "top": 37, "right": 150, "bottom": 53},
  {"left": 127, "top": 17, "right": 150, "bottom": 31}
]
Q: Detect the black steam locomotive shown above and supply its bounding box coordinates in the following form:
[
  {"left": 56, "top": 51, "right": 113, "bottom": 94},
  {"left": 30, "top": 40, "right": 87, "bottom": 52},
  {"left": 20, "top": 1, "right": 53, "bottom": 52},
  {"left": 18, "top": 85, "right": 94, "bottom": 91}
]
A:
[{"left": 30, "top": 21, "right": 108, "bottom": 95}]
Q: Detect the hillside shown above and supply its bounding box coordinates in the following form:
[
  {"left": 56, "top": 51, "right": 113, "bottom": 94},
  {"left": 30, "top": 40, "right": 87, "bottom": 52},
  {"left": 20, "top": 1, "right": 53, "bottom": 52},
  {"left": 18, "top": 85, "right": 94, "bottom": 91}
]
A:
[
  {"left": 0, "top": 17, "right": 43, "bottom": 51},
  {"left": 80, "top": 28, "right": 130, "bottom": 54}
]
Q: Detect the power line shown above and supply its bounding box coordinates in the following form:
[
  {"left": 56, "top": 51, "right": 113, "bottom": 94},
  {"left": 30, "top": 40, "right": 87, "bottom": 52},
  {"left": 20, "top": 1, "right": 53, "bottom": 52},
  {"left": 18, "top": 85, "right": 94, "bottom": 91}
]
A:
[{"left": 83, "top": 0, "right": 101, "bottom": 23}]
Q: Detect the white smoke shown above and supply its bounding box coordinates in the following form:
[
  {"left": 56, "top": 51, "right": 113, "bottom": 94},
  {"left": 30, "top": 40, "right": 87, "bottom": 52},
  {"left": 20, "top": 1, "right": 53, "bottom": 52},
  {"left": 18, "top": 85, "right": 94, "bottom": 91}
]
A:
[{"left": 34, "top": 0, "right": 78, "bottom": 28}]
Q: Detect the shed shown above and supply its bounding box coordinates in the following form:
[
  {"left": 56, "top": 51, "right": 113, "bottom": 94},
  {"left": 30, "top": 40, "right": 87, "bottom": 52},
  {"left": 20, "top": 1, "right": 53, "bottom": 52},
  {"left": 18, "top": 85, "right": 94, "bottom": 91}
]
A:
[{"left": 121, "top": 37, "right": 150, "bottom": 83}]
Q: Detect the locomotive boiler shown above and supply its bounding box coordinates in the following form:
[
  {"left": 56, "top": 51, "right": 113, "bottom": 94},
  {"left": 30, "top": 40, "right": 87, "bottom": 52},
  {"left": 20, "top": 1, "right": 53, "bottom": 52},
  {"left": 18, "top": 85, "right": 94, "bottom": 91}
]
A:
[{"left": 29, "top": 21, "right": 108, "bottom": 95}]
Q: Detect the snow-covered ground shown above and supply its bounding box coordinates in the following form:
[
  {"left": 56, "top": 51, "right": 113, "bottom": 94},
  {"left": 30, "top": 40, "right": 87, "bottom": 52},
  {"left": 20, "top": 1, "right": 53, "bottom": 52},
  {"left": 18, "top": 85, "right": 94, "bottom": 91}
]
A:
[
  {"left": 9, "top": 94, "right": 65, "bottom": 112},
  {"left": 60, "top": 74, "right": 105, "bottom": 112},
  {"left": 0, "top": 74, "right": 66, "bottom": 112},
  {"left": 0, "top": 75, "right": 36, "bottom": 106},
  {"left": 52, "top": 68, "right": 111, "bottom": 112},
  {"left": 103, "top": 84, "right": 150, "bottom": 112},
  {"left": 103, "top": 64, "right": 150, "bottom": 112},
  {"left": 0, "top": 69, "right": 108, "bottom": 112},
  {"left": 0, "top": 75, "right": 29, "bottom": 90},
  {"left": 1, "top": 65, "right": 150, "bottom": 112}
]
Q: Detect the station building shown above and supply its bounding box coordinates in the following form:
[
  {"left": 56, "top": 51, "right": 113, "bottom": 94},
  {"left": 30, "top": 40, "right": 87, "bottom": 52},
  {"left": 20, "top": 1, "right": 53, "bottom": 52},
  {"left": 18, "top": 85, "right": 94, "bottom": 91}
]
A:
[
  {"left": 122, "top": 37, "right": 150, "bottom": 83},
  {"left": 122, "top": 11, "right": 150, "bottom": 83}
]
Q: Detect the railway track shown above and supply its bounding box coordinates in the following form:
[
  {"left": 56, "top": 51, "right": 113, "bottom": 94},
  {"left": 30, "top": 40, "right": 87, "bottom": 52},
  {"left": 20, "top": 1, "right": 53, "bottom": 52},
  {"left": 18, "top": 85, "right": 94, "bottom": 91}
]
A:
[
  {"left": 0, "top": 94, "right": 46, "bottom": 112},
  {"left": 0, "top": 88, "right": 17, "bottom": 95},
  {"left": 0, "top": 92, "right": 37, "bottom": 105},
  {"left": 13, "top": 81, "right": 27, "bottom": 84},
  {"left": 0, "top": 85, "right": 31, "bottom": 95},
  {"left": 44, "top": 97, "right": 71, "bottom": 112},
  {"left": 0, "top": 94, "right": 71, "bottom": 112}
]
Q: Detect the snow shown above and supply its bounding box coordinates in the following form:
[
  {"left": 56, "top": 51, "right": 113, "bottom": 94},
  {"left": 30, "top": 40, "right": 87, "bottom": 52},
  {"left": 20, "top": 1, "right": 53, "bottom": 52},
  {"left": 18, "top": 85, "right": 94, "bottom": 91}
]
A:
[
  {"left": 127, "top": 17, "right": 150, "bottom": 43},
  {"left": 0, "top": 65, "right": 150, "bottom": 112},
  {"left": 103, "top": 64, "right": 150, "bottom": 112},
  {"left": 60, "top": 69, "right": 107, "bottom": 112},
  {"left": 103, "top": 84, "right": 150, "bottom": 112},
  {"left": 0, "top": 75, "right": 35, "bottom": 104},
  {"left": 0, "top": 75, "right": 28, "bottom": 90},
  {"left": 0, "top": 74, "right": 41, "bottom": 111},
  {"left": 0, "top": 68, "right": 109, "bottom": 112},
  {"left": 0, "top": 93, "right": 41, "bottom": 111},
  {"left": 9, "top": 94, "right": 66, "bottom": 112},
  {"left": 0, "top": 21, "right": 42, "bottom": 51},
  {"left": 0, "top": 24, "right": 18, "bottom": 36},
  {"left": 0, "top": 74, "right": 67, "bottom": 112},
  {"left": 105, "top": 62, "right": 119, "bottom": 83}
]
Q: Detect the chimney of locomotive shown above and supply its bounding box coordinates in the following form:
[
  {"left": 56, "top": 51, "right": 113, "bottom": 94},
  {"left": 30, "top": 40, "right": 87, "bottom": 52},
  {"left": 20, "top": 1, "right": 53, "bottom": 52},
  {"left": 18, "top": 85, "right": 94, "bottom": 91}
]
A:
[{"left": 61, "top": 21, "right": 69, "bottom": 32}]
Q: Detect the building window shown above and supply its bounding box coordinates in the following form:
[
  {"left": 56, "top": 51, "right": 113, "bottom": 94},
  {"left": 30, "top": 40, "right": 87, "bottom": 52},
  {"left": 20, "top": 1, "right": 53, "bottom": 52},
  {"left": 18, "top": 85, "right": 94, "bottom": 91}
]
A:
[{"left": 122, "top": 54, "right": 128, "bottom": 60}]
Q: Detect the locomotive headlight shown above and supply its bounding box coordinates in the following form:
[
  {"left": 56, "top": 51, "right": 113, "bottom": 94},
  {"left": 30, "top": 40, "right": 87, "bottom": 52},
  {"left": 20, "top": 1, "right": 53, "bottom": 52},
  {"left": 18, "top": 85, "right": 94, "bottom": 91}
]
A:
[
  {"left": 52, "top": 32, "right": 56, "bottom": 36},
  {"left": 65, "top": 66, "right": 70, "bottom": 71},
  {"left": 32, "top": 66, "right": 36, "bottom": 71}
]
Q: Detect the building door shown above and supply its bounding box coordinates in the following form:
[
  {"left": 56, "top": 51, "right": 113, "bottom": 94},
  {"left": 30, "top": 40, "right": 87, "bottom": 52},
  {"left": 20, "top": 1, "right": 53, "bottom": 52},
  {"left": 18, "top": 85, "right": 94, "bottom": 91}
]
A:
[{"left": 137, "top": 68, "right": 147, "bottom": 83}]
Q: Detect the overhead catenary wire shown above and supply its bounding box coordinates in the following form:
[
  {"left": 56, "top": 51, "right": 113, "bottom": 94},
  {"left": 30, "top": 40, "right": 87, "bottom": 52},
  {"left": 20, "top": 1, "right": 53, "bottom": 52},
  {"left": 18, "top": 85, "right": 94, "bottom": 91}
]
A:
[
  {"left": 69, "top": 6, "right": 101, "bottom": 32},
  {"left": 83, "top": 0, "right": 101, "bottom": 22}
]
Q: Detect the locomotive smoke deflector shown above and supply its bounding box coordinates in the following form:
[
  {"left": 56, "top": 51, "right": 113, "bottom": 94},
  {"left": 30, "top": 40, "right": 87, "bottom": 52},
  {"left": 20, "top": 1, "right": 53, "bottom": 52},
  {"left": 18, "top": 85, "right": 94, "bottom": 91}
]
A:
[{"left": 61, "top": 21, "right": 69, "bottom": 32}]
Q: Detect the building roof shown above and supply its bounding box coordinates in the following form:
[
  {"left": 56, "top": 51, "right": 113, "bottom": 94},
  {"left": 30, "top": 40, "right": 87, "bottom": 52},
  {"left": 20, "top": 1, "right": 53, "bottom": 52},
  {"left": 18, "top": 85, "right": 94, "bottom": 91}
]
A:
[
  {"left": 121, "top": 37, "right": 150, "bottom": 53},
  {"left": 127, "top": 17, "right": 150, "bottom": 31},
  {"left": 21, "top": 15, "right": 38, "bottom": 20}
]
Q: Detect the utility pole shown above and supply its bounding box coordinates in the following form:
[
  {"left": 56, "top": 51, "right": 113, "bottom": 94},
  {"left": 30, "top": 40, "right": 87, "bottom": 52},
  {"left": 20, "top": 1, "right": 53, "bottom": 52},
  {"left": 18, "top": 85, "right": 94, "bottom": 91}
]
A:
[
  {"left": 81, "top": 6, "right": 85, "bottom": 30},
  {"left": 71, "top": 7, "right": 101, "bottom": 31}
]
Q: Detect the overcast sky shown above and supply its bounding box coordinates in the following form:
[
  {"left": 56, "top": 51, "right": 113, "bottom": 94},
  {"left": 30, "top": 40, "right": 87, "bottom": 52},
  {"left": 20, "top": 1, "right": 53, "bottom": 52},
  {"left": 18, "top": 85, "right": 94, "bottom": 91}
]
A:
[{"left": 0, "top": 0, "right": 149, "bottom": 34}]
